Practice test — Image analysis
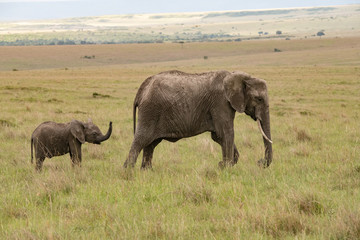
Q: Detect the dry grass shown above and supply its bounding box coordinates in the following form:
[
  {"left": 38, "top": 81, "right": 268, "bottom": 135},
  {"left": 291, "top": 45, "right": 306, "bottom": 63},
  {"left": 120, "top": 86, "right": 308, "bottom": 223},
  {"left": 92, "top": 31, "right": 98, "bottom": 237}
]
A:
[
  {"left": 332, "top": 208, "right": 360, "bottom": 240},
  {"left": 0, "top": 37, "right": 359, "bottom": 71},
  {"left": 251, "top": 210, "right": 310, "bottom": 238},
  {"left": 0, "top": 37, "right": 359, "bottom": 239}
]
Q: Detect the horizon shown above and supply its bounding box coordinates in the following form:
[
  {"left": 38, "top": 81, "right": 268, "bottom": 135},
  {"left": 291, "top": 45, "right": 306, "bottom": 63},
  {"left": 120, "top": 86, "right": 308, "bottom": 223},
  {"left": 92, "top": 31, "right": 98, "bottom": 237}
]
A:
[{"left": 1, "top": 0, "right": 359, "bottom": 21}]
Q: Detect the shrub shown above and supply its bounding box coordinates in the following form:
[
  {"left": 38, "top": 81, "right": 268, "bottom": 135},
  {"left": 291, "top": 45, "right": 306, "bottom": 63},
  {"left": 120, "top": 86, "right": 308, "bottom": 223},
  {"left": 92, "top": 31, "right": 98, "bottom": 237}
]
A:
[
  {"left": 296, "top": 129, "right": 312, "bottom": 142},
  {"left": 92, "top": 92, "right": 110, "bottom": 98},
  {"left": 317, "top": 31, "right": 325, "bottom": 38},
  {"left": 252, "top": 211, "right": 309, "bottom": 238},
  {"left": 0, "top": 119, "right": 16, "bottom": 127}
]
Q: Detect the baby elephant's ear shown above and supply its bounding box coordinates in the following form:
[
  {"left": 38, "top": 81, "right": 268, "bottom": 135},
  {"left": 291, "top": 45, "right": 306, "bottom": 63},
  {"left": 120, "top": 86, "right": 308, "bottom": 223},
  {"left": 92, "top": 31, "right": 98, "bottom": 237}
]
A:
[{"left": 70, "top": 120, "right": 85, "bottom": 144}]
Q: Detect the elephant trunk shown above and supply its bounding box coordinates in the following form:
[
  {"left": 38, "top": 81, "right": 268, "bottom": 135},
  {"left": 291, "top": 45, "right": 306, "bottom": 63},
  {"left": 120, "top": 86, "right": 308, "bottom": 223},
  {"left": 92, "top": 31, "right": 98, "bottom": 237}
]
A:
[
  {"left": 257, "top": 120, "right": 272, "bottom": 144},
  {"left": 257, "top": 111, "right": 272, "bottom": 167},
  {"left": 96, "top": 121, "right": 112, "bottom": 143}
]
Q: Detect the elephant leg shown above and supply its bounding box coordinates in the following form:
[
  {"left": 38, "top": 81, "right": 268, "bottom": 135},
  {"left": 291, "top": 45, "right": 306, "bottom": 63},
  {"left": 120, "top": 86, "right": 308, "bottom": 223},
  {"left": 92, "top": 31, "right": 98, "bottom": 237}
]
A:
[
  {"left": 124, "top": 134, "right": 154, "bottom": 168},
  {"left": 211, "top": 132, "right": 239, "bottom": 164},
  {"left": 35, "top": 156, "right": 45, "bottom": 171},
  {"left": 210, "top": 130, "right": 235, "bottom": 168},
  {"left": 141, "top": 139, "right": 162, "bottom": 170},
  {"left": 124, "top": 141, "right": 142, "bottom": 168},
  {"left": 234, "top": 145, "right": 239, "bottom": 164},
  {"left": 220, "top": 137, "right": 235, "bottom": 168},
  {"left": 69, "top": 140, "right": 82, "bottom": 167}
]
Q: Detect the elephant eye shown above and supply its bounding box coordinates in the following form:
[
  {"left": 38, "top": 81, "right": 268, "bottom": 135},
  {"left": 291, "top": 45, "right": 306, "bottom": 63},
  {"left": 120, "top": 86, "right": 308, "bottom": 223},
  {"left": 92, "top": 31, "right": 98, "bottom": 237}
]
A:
[{"left": 255, "top": 96, "right": 264, "bottom": 102}]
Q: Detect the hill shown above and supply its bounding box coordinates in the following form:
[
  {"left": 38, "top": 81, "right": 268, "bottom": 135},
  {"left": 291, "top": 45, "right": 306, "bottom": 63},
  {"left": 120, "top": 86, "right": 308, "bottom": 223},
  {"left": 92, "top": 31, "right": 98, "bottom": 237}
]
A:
[{"left": 0, "top": 4, "right": 359, "bottom": 45}]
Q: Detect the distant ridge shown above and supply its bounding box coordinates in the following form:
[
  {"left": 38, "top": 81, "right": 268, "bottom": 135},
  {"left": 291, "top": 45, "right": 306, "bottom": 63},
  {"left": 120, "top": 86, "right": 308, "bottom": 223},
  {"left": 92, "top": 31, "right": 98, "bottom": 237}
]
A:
[{"left": 0, "top": 4, "right": 359, "bottom": 46}]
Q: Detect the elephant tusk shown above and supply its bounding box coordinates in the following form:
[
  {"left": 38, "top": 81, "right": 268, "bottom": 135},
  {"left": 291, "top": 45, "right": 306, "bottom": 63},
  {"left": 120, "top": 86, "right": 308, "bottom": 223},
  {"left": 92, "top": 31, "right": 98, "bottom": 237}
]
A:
[{"left": 257, "top": 119, "right": 273, "bottom": 144}]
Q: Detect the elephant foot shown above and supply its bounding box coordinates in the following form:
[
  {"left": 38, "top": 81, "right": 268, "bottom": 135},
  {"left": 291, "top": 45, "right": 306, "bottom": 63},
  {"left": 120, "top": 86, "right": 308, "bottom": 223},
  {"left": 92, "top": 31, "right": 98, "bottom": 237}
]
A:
[
  {"left": 140, "top": 163, "right": 153, "bottom": 170},
  {"left": 218, "top": 160, "right": 235, "bottom": 169},
  {"left": 35, "top": 161, "right": 43, "bottom": 172},
  {"left": 71, "top": 162, "right": 81, "bottom": 168},
  {"left": 257, "top": 158, "right": 270, "bottom": 168},
  {"left": 234, "top": 151, "right": 239, "bottom": 164},
  {"left": 123, "top": 161, "right": 135, "bottom": 168}
]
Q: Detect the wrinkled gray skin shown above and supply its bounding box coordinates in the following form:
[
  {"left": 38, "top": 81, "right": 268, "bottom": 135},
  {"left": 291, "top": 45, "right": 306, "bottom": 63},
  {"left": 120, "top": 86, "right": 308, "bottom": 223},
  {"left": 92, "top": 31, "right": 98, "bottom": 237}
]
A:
[
  {"left": 124, "top": 70, "right": 272, "bottom": 169},
  {"left": 31, "top": 119, "right": 112, "bottom": 171}
]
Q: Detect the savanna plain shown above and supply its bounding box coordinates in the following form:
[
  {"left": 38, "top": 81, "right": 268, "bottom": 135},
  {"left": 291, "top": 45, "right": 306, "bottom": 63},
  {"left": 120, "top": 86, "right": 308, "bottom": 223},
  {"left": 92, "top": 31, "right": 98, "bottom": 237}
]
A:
[{"left": 0, "top": 37, "right": 359, "bottom": 239}]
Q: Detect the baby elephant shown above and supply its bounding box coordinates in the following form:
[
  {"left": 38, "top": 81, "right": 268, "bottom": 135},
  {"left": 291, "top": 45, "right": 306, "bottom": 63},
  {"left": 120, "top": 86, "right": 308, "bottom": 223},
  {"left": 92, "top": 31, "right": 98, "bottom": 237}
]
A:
[{"left": 31, "top": 119, "right": 112, "bottom": 171}]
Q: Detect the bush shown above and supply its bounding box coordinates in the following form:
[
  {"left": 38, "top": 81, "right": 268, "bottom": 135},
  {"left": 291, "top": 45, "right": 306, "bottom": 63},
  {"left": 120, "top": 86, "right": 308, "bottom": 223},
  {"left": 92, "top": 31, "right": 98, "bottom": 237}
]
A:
[
  {"left": 82, "top": 55, "right": 95, "bottom": 59},
  {"left": 317, "top": 31, "right": 325, "bottom": 37},
  {"left": 92, "top": 92, "right": 110, "bottom": 98}
]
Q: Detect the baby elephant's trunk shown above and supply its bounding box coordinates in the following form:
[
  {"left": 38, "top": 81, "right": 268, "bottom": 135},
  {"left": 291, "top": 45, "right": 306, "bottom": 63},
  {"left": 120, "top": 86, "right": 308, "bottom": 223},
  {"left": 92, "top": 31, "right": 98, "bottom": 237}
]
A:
[{"left": 96, "top": 121, "right": 112, "bottom": 143}]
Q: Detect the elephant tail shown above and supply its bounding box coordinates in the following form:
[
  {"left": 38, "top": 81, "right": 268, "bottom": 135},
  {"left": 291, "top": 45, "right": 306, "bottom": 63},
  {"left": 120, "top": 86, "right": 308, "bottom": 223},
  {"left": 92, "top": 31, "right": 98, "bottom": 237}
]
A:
[
  {"left": 133, "top": 101, "right": 138, "bottom": 135},
  {"left": 31, "top": 137, "right": 34, "bottom": 164},
  {"left": 133, "top": 75, "right": 153, "bottom": 135}
]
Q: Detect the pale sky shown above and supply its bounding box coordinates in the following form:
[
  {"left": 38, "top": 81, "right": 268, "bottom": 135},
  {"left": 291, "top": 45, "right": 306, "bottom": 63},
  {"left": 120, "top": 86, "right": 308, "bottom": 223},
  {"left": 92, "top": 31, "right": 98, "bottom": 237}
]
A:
[{"left": 0, "top": 0, "right": 359, "bottom": 21}]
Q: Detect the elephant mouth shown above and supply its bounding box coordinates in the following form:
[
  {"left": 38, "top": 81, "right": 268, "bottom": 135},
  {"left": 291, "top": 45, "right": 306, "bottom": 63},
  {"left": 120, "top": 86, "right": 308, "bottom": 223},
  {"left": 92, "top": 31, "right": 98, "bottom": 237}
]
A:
[{"left": 245, "top": 109, "right": 256, "bottom": 121}]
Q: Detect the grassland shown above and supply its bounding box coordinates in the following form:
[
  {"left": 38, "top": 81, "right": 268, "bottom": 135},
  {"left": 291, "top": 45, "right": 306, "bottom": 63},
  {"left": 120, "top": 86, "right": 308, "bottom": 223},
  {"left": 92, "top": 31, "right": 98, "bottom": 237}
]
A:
[{"left": 0, "top": 37, "right": 359, "bottom": 239}]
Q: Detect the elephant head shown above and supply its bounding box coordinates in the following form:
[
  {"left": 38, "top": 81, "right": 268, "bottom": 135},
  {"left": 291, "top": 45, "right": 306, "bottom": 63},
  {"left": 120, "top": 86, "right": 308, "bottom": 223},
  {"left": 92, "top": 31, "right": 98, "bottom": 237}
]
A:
[
  {"left": 70, "top": 119, "right": 112, "bottom": 145},
  {"left": 223, "top": 72, "right": 273, "bottom": 167}
]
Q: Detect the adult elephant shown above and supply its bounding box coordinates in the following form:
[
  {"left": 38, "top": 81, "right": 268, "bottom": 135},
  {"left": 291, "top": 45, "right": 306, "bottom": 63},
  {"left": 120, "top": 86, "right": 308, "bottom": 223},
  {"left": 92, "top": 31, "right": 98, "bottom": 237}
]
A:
[{"left": 123, "top": 70, "right": 272, "bottom": 169}]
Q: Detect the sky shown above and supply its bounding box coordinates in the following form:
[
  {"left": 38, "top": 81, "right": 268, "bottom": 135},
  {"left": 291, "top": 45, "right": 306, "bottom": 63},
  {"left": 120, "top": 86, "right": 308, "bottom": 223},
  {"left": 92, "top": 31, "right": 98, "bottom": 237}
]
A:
[{"left": 0, "top": 0, "right": 359, "bottom": 21}]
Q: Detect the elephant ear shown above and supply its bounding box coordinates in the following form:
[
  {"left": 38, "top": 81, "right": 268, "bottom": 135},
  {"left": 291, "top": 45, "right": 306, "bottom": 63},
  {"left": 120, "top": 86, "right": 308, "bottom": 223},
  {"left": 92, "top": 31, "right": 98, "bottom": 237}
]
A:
[
  {"left": 70, "top": 120, "right": 85, "bottom": 144},
  {"left": 223, "top": 72, "right": 250, "bottom": 113}
]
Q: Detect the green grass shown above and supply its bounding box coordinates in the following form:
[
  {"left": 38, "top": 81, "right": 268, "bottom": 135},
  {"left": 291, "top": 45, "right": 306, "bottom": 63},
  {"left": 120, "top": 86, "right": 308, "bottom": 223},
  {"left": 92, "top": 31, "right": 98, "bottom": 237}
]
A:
[{"left": 0, "top": 37, "right": 359, "bottom": 239}]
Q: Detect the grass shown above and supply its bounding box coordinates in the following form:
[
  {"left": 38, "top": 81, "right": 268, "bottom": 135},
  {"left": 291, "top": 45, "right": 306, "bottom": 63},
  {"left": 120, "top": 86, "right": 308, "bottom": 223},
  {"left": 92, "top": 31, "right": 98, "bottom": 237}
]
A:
[
  {"left": 0, "top": 37, "right": 359, "bottom": 71},
  {"left": 0, "top": 37, "right": 359, "bottom": 239}
]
